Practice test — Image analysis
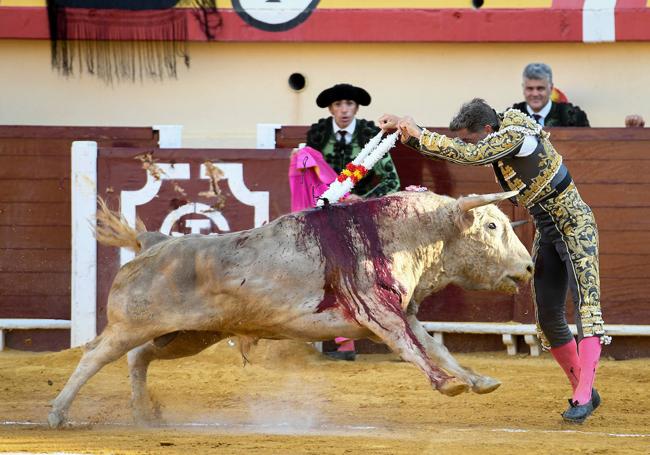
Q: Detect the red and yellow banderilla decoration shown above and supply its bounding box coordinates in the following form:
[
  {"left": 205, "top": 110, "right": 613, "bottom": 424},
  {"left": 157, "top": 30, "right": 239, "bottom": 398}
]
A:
[
  {"left": 317, "top": 130, "right": 400, "bottom": 206},
  {"left": 337, "top": 163, "right": 368, "bottom": 185}
]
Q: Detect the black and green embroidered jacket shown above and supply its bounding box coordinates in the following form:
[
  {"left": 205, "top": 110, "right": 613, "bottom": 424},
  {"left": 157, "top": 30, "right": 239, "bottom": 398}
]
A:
[{"left": 306, "top": 117, "right": 400, "bottom": 198}]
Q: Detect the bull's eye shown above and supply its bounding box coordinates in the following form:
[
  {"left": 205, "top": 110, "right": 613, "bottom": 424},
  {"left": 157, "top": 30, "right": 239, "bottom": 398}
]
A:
[{"left": 487, "top": 222, "right": 497, "bottom": 230}]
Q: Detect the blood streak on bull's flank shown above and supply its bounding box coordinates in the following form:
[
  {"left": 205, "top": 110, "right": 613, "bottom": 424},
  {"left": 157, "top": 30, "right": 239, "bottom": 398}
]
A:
[
  {"left": 301, "top": 199, "right": 405, "bottom": 321},
  {"left": 299, "top": 197, "right": 448, "bottom": 382}
]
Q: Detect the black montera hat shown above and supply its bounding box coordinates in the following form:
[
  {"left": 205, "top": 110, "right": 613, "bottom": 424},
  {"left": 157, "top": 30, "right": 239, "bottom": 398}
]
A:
[{"left": 316, "top": 83, "right": 371, "bottom": 108}]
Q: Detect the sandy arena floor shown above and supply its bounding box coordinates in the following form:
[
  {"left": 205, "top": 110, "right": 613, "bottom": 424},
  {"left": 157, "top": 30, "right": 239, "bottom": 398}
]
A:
[{"left": 0, "top": 340, "right": 649, "bottom": 454}]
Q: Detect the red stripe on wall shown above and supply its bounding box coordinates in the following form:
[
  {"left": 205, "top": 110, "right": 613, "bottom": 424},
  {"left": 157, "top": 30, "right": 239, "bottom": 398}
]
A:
[
  {"left": 0, "top": 7, "right": 50, "bottom": 39},
  {"left": 197, "top": 9, "right": 585, "bottom": 43},
  {"left": 616, "top": 4, "right": 650, "bottom": 41},
  {"left": 2, "top": 5, "right": 649, "bottom": 42}
]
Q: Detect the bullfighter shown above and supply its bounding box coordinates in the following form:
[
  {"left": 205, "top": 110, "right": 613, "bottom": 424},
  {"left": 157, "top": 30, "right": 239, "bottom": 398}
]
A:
[{"left": 379, "top": 98, "right": 610, "bottom": 424}]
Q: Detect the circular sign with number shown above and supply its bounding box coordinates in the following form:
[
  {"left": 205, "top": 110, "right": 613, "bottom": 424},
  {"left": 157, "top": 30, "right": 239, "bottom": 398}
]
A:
[{"left": 232, "top": 0, "right": 320, "bottom": 32}]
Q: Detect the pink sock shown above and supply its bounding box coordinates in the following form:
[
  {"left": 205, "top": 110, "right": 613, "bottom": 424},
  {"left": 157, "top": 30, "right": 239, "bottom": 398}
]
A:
[
  {"left": 573, "top": 336, "right": 602, "bottom": 405},
  {"left": 550, "top": 338, "right": 580, "bottom": 392}
]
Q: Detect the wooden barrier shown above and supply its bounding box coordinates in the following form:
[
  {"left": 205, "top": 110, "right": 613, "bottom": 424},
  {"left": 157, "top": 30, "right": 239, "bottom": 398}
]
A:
[
  {"left": 2, "top": 125, "right": 649, "bottom": 357},
  {"left": 0, "top": 126, "right": 160, "bottom": 351}
]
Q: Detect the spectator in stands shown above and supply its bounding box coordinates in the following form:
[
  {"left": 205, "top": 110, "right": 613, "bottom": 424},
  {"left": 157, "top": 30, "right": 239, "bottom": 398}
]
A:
[
  {"left": 379, "top": 98, "right": 610, "bottom": 424},
  {"left": 306, "top": 83, "right": 400, "bottom": 200},
  {"left": 511, "top": 63, "right": 590, "bottom": 127}
]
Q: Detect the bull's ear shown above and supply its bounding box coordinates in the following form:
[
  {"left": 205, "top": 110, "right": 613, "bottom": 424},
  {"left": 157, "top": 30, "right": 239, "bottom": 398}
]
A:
[
  {"left": 457, "top": 190, "right": 519, "bottom": 212},
  {"left": 454, "top": 208, "right": 475, "bottom": 232}
]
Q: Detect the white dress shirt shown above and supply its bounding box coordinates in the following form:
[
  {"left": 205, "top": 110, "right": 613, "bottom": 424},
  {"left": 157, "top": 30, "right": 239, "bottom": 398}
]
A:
[
  {"left": 332, "top": 118, "right": 356, "bottom": 144},
  {"left": 526, "top": 99, "right": 552, "bottom": 126}
]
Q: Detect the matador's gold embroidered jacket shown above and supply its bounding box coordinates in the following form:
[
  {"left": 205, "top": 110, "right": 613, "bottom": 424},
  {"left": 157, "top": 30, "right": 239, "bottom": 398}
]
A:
[{"left": 405, "top": 109, "right": 566, "bottom": 207}]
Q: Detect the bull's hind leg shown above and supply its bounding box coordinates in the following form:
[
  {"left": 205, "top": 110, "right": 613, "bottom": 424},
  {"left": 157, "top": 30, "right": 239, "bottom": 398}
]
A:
[
  {"left": 48, "top": 324, "right": 155, "bottom": 429},
  {"left": 406, "top": 314, "right": 500, "bottom": 394},
  {"left": 355, "top": 299, "right": 469, "bottom": 397},
  {"left": 128, "top": 331, "right": 223, "bottom": 424}
]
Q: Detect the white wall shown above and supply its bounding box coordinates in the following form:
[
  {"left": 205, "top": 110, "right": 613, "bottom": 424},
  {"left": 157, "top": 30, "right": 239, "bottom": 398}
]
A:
[{"left": 1, "top": 40, "right": 648, "bottom": 147}]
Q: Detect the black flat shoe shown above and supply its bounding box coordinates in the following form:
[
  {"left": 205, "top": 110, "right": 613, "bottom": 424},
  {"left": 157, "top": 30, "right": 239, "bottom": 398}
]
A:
[
  {"left": 592, "top": 388, "right": 601, "bottom": 411},
  {"left": 562, "top": 399, "right": 594, "bottom": 424},
  {"left": 324, "top": 351, "right": 356, "bottom": 361}
]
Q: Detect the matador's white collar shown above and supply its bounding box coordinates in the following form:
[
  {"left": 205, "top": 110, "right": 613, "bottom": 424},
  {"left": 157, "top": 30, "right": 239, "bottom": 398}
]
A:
[{"left": 484, "top": 108, "right": 547, "bottom": 141}]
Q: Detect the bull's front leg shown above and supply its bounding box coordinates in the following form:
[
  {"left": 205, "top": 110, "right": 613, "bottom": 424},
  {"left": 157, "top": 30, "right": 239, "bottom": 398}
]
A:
[
  {"left": 353, "top": 298, "right": 469, "bottom": 397},
  {"left": 405, "top": 314, "right": 501, "bottom": 394}
]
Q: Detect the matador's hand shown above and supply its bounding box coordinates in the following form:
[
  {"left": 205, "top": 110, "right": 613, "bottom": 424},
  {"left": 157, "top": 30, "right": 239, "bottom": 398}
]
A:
[
  {"left": 397, "top": 116, "right": 422, "bottom": 143},
  {"left": 378, "top": 114, "right": 400, "bottom": 132}
]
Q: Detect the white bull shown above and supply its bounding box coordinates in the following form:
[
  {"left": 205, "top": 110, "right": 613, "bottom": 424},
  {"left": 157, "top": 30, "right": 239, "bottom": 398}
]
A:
[{"left": 48, "top": 190, "right": 533, "bottom": 428}]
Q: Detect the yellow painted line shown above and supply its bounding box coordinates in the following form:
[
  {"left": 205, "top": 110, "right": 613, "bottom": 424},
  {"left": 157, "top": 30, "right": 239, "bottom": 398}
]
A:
[
  {"left": 0, "top": 0, "right": 554, "bottom": 9},
  {"left": 0, "top": 0, "right": 44, "bottom": 5}
]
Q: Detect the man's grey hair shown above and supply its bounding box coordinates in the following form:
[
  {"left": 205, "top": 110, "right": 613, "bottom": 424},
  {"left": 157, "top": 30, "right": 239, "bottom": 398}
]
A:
[
  {"left": 523, "top": 62, "right": 553, "bottom": 84},
  {"left": 449, "top": 98, "right": 500, "bottom": 133}
]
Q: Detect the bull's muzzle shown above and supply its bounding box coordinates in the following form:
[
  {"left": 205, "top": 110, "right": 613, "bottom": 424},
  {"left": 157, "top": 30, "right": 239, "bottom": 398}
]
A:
[
  {"left": 513, "top": 262, "right": 534, "bottom": 281},
  {"left": 500, "top": 262, "right": 533, "bottom": 293}
]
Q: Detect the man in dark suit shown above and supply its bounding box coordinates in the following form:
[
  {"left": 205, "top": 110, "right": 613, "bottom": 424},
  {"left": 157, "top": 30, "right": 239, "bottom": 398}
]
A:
[{"left": 511, "top": 63, "right": 590, "bottom": 127}]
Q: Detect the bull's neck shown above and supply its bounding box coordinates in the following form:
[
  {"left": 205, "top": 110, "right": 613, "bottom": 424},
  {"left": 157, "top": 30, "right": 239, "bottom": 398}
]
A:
[{"left": 416, "top": 209, "right": 458, "bottom": 291}]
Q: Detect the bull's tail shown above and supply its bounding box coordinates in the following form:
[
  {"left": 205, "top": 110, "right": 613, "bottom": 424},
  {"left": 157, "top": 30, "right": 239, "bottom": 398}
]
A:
[{"left": 95, "top": 197, "right": 146, "bottom": 253}]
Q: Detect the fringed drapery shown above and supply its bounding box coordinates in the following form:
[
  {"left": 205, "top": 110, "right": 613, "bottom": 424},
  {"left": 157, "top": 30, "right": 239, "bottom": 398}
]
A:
[{"left": 47, "top": 1, "right": 221, "bottom": 84}]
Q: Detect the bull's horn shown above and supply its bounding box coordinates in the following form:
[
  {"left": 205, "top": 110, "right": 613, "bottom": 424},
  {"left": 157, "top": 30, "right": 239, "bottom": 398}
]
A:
[
  {"left": 457, "top": 190, "right": 519, "bottom": 212},
  {"left": 510, "top": 220, "right": 529, "bottom": 228}
]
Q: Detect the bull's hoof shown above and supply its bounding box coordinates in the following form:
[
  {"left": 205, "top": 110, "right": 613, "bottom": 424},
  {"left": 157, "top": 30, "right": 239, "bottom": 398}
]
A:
[
  {"left": 471, "top": 376, "right": 501, "bottom": 394},
  {"left": 438, "top": 378, "right": 470, "bottom": 397},
  {"left": 132, "top": 398, "right": 163, "bottom": 426},
  {"left": 133, "top": 413, "right": 163, "bottom": 427},
  {"left": 47, "top": 411, "right": 66, "bottom": 429}
]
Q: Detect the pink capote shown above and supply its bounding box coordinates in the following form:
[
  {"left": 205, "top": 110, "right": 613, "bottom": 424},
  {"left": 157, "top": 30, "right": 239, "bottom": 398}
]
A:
[{"left": 288, "top": 146, "right": 338, "bottom": 212}]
